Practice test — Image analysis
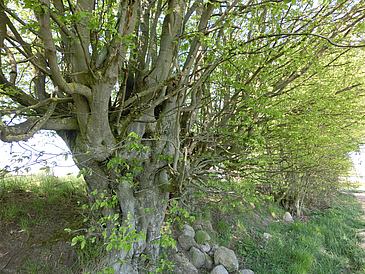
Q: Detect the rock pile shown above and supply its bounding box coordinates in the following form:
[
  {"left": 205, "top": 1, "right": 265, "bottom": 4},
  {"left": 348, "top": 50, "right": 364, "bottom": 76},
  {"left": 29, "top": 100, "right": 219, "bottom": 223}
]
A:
[
  {"left": 173, "top": 224, "right": 255, "bottom": 274},
  {"left": 168, "top": 211, "right": 294, "bottom": 273}
]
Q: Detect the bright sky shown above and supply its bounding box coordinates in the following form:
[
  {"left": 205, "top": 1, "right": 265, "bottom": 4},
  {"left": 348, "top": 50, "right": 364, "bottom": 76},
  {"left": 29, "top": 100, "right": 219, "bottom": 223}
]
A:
[
  {"left": 0, "top": 131, "right": 79, "bottom": 176},
  {"left": 349, "top": 147, "right": 365, "bottom": 182}
]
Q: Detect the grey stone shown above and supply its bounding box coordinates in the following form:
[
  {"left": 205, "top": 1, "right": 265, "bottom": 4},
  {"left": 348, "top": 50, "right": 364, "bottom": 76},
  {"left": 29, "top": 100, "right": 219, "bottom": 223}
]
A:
[
  {"left": 183, "top": 224, "right": 195, "bottom": 238},
  {"left": 284, "top": 212, "right": 294, "bottom": 223},
  {"left": 190, "top": 246, "right": 206, "bottom": 269},
  {"left": 173, "top": 253, "right": 199, "bottom": 274},
  {"left": 208, "top": 244, "right": 219, "bottom": 256},
  {"left": 195, "top": 230, "right": 211, "bottom": 243},
  {"left": 119, "top": 262, "right": 138, "bottom": 274},
  {"left": 214, "top": 246, "right": 239, "bottom": 271},
  {"left": 200, "top": 243, "right": 210, "bottom": 253},
  {"left": 204, "top": 253, "right": 214, "bottom": 270},
  {"left": 193, "top": 220, "right": 214, "bottom": 232},
  {"left": 211, "top": 265, "right": 229, "bottom": 274},
  {"left": 239, "top": 269, "right": 255, "bottom": 274},
  {"left": 263, "top": 232, "right": 272, "bottom": 239},
  {"left": 178, "top": 234, "right": 199, "bottom": 251}
]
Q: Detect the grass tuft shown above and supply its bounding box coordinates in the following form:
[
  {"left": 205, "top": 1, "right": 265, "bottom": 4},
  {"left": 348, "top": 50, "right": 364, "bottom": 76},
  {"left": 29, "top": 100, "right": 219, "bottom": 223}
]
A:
[{"left": 239, "top": 194, "right": 365, "bottom": 273}]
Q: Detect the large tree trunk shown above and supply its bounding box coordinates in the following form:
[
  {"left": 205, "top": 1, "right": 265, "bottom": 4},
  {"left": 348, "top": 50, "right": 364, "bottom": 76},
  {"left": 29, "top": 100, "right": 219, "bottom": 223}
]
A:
[
  {"left": 88, "top": 169, "right": 168, "bottom": 274},
  {"left": 57, "top": 83, "right": 181, "bottom": 273},
  {"left": 59, "top": 128, "right": 171, "bottom": 273}
]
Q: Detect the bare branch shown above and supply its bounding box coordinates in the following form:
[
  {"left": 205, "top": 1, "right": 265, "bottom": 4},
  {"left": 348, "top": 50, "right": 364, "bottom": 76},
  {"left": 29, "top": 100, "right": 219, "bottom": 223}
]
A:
[
  {"left": 42, "top": 117, "right": 79, "bottom": 130},
  {"left": 335, "top": 84, "right": 362, "bottom": 95},
  {"left": 124, "top": 74, "right": 179, "bottom": 108},
  {"left": 0, "top": 100, "right": 57, "bottom": 142},
  {"left": 4, "top": 45, "right": 16, "bottom": 84},
  {"left": 2, "top": 3, "right": 41, "bottom": 38},
  {"left": 38, "top": 0, "right": 70, "bottom": 94},
  {"left": 0, "top": 83, "right": 39, "bottom": 107},
  {"left": 246, "top": 32, "right": 365, "bottom": 48},
  {"left": 67, "top": 83, "right": 92, "bottom": 102},
  {"left": 0, "top": 97, "right": 72, "bottom": 115},
  {"left": 5, "top": 17, "right": 51, "bottom": 76}
]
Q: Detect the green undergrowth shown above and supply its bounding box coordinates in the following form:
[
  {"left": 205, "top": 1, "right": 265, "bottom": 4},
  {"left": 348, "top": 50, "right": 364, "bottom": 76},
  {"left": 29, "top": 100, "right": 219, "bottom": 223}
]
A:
[
  {"left": 1, "top": 174, "right": 365, "bottom": 274},
  {"left": 216, "top": 193, "right": 365, "bottom": 274},
  {"left": 0, "top": 173, "right": 90, "bottom": 273},
  {"left": 0, "top": 172, "right": 86, "bottom": 201}
]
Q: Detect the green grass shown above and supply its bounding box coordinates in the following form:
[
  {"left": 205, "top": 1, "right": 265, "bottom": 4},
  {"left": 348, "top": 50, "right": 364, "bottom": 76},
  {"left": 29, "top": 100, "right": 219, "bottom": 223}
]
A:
[
  {"left": 0, "top": 174, "right": 114, "bottom": 273},
  {"left": 205, "top": 193, "right": 365, "bottom": 274},
  {"left": 2, "top": 174, "right": 365, "bottom": 274},
  {"left": 0, "top": 173, "right": 86, "bottom": 226},
  {"left": 0, "top": 173, "right": 85, "bottom": 196},
  {"left": 0, "top": 173, "right": 88, "bottom": 273},
  {"left": 238, "top": 194, "right": 365, "bottom": 274},
  {"left": 76, "top": 239, "right": 107, "bottom": 273}
]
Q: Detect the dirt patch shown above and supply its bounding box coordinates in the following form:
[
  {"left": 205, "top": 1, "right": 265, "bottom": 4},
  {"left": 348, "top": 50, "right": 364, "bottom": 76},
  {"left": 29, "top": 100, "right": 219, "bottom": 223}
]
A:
[{"left": 0, "top": 189, "right": 86, "bottom": 273}]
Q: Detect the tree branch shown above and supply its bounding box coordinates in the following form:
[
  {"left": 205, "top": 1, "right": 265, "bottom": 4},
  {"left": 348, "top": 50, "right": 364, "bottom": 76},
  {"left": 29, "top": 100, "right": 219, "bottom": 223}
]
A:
[
  {"left": 335, "top": 84, "right": 362, "bottom": 95},
  {"left": 38, "top": 0, "right": 71, "bottom": 94},
  {"left": 0, "top": 100, "right": 57, "bottom": 142},
  {"left": 0, "top": 83, "right": 39, "bottom": 107},
  {"left": 42, "top": 117, "right": 79, "bottom": 130},
  {"left": 2, "top": 2, "right": 41, "bottom": 38},
  {"left": 246, "top": 32, "right": 365, "bottom": 48},
  {"left": 5, "top": 17, "right": 51, "bottom": 76},
  {"left": 0, "top": 97, "right": 72, "bottom": 115},
  {"left": 0, "top": 0, "right": 6, "bottom": 82}
]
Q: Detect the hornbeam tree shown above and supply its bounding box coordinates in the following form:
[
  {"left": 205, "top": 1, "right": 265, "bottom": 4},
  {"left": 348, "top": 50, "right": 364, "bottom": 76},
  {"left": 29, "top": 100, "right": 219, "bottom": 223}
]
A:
[{"left": 1, "top": 0, "right": 365, "bottom": 272}]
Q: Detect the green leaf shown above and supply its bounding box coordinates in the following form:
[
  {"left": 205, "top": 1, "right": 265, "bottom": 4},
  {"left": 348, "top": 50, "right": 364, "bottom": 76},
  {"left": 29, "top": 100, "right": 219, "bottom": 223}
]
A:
[
  {"left": 79, "top": 11, "right": 90, "bottom": 17},
  {"left": 158, "top": 155, "right": 166, "bottom": 160},
  {"left": 106, "top": 243, "right": 113, "bottom": 251}
]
